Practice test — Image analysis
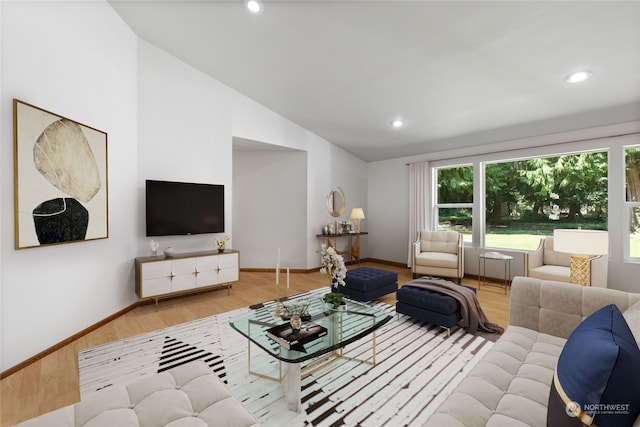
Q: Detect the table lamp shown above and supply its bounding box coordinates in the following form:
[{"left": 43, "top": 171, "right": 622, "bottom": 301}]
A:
[
  {"left": 349, "top": 208, "right": 365, "bottom": 233},
  {"left": 553, "top": 229, "right": 608, "bottom": 286}
]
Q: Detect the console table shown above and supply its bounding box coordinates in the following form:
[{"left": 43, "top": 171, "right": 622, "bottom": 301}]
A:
[
  {"left": 135, "top": 250, "right": 239, "bottom": 308},
  {"left": 315, "top": 232, "right": 368, "bottom": 264}
]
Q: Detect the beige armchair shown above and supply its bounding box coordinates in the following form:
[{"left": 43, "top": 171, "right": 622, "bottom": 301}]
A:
[
  {"left": 412, "top": 230, "right": 464, "bottom": 283},
  {"left": 525, "top": 236, "right": 608, "bottom": 287}
]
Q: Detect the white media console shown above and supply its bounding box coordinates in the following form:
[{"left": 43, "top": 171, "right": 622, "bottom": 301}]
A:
[{"left": 135, "top": 250, "right": 239, "bottom": 307}]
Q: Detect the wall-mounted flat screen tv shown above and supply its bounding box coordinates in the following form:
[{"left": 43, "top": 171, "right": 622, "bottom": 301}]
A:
[{"left": 145, "top": 180, "right": 224, "bottom": 236}]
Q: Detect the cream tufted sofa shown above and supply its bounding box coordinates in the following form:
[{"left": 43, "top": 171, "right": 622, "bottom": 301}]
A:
[
  {"left": 423, "top": 276, "right": 640, "bottom": 427},
  {"left": 15, "top": 361, "right": 260, "bottom": 427}
]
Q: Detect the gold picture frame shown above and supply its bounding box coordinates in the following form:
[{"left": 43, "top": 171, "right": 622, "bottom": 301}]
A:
[{"left": 13, "top": 99, "right": 108, "bottom": 249}]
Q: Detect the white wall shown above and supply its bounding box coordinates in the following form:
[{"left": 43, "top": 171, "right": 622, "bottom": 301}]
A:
[
  {"left": 367, "top": 158, "right": 411, "bottom": 264},
  {"left": 231, "top": 93, "right": 368, "bottom": 268},
  {"left": 326, "top": 145, "right": 369, "bottom": 218},
  {"left": 135, "top": 36, "right": 369, "bottom": 269},
  {"left": 233, "top": 149, "right": 308, "bottom": 268},
  {"left": 135, "top": 40, "right": 234, "bottom": 255},
  {"left": 0, "top": 1, "right": 138, "bottom": 371}
]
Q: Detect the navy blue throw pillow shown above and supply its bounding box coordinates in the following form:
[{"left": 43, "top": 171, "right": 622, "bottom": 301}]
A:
[{"left": 547, "top": 304, "right": 640, "bottom": 427}]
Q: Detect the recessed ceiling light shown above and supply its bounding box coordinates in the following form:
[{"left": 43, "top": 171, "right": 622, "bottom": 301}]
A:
[
  {"left": 391, "top": 119, "right": 405, "bottom": 128},
  {"left": 245, "top": 0, "right": 263, "bottom": 14},
  {"left": 565, "top": 70, "right": 592, "bottom": 83}
]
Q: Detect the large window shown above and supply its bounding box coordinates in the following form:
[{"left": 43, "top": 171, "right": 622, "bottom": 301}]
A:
[
  {"left": 484, "top": 152, "right": 608, "bottom": 250},
  {"left": 626, "top": 146, "right": 640, "bottom": 259},
  {"left": 434, "top": 152, "right": 609, "bottom": 250},
  {"left": 435, "top": 165, "right": 473, "bottom": 243}
]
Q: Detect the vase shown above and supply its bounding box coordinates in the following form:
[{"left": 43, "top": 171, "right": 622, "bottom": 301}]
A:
[
  {"left": 150, "top": 239, "right": 159, "bottom": 257},
  {"left": 290, "top": 313, "right": 302, "bottom": 331},
  {"left": 217, "top": 248, "right": 225, "bottom": 253},
  {"left": 323, "top": 301, "right": 347, "bottom": 313},
  {"left": 163, "top": 247, "right": 175, "bottom": 257}
]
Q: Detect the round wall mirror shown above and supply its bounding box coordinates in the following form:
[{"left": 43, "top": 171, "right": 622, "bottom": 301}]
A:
[{"left": 326, "top": 187, "right": 346, "bottom": 217}]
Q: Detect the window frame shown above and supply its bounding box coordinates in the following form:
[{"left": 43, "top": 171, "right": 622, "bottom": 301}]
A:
[
  {"left": 433, "top": 164, "right": 474, "bottom": 244},
  {"left": 481, "top": 150, "right": 608, "bottom": 251},
  {"left": 427, "top": 135, "right": 640, "bottom": 263},
  {"left": 624, "top": 145, "right": 640, "bottom": 261}
]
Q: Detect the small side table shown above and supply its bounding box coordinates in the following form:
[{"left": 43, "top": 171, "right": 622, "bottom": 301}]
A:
[{"left": 478, "top": 252, "right": 513, "bottom": 294}]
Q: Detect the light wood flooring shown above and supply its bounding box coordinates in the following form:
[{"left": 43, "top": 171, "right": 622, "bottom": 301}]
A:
[{"left": 0, "top": 262, "right": 510, "bottom": 426}]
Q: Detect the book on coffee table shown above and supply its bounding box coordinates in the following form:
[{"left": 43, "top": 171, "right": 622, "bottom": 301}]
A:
[{"left": 265, "top": 321, "right": 327, "bottom": 350}]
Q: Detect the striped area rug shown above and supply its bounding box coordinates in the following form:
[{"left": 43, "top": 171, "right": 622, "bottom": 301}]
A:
[{"left": 78, "top": 288, "right": 494, "bottom": 426}]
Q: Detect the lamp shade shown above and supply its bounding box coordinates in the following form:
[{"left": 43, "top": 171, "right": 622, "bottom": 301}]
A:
[
  {"left": 553, "top": 229, "right": 609, "bottom": 255},
  {"left": 350, "top": 208, "right": 365, "bottom": 220}
]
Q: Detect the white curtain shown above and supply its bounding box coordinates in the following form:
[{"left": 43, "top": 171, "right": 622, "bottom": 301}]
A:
[{"left": 408, "top": 162, "right": 429, "bottom": 266}]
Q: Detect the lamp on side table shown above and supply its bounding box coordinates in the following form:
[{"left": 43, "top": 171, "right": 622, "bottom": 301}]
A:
[{"left": 350, "top": 208, "right": 365, "bottom": 233}]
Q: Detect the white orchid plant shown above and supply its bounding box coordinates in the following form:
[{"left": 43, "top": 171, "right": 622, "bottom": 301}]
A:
[{"left": 318, "top": 244, "right": 346, "bottom": 287}]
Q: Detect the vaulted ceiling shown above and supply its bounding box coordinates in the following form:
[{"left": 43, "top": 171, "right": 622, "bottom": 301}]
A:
[{"left": 109, "top": 1, "right": 640, "bottom": 161}]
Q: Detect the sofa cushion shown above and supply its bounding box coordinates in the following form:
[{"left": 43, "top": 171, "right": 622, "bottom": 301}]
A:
[
  {"left": 623, "top": 301, "right": 640, "bottom": 345},
  {"left": 423, "top": 325, "right": 566, "bottom": 426},
  {"left": 547, "top": 304, "right": 640, "bottom": 427},
  {"left": 15, "top": 361, "right": 260, "bottom": 427}
]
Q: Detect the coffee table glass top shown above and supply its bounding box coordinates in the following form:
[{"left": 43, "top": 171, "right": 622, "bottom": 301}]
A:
[{"left": 229, "top": 295, "right": 392, "bottom": 363}]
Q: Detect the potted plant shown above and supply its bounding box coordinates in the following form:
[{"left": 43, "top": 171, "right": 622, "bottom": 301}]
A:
[
  {"left": 322, "top": 291, "right": 345, "bottom": 309},
  {"left": 215, "top": 235, "right": 230, "bottom": 252},
  {"left": 318, "top": 245, "right": 347, "bottom": 311}
]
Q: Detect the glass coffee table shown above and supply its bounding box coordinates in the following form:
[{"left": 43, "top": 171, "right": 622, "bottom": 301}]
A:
[{"left": 230, "top": 295, "right": 392, "bottom": 412}]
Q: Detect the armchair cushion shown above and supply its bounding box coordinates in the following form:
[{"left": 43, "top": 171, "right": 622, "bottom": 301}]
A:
[
  {"left": 414, "top": 252, "right": 458, "bottom": 269},
  {"left": 542, "top": 237, "right": 571, "bottom": 267},
  {"left": 527, "top": 265, "right": 570, "bottom": 283},
  {"left": 419, "top": 231, "right": 460, "bottom": 254}
]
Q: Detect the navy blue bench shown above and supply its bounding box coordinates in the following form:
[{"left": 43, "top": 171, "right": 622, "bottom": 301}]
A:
[
  {"left": 396, "top": 281, "right": 476, "bottom": 333},
  {"left": 336, "top": 267, "right": 398, "bottom": 302}
]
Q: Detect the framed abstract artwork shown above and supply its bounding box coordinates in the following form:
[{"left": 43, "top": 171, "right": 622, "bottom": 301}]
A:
[{"left": 13, "top": 99, "right": 109, "bottom": 249}]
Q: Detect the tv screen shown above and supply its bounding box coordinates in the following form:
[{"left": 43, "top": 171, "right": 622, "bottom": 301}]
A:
[{"left": 145, "top": 180, "right": 225, "bottom": 236}]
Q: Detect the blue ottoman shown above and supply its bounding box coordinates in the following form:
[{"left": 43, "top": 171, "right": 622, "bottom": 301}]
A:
[
  {"left": 337, "top": 267, "right": 398, "bottom": 302},
  {"left": 396, "top": 283, "right": 476, "bottom": 332}
]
